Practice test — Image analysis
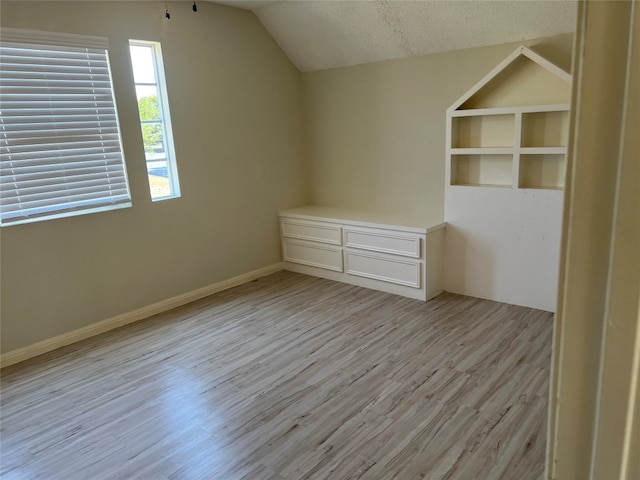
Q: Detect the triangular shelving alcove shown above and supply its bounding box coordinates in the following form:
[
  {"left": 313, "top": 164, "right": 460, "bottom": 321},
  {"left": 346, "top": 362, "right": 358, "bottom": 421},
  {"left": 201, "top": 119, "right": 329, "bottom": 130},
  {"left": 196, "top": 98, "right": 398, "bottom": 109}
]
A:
[
  {"left": 451, "top": 46, "right": 571, "bottom": 111},
  {"left": 446, "top": 46, "right": 572, "bottom": 190}
]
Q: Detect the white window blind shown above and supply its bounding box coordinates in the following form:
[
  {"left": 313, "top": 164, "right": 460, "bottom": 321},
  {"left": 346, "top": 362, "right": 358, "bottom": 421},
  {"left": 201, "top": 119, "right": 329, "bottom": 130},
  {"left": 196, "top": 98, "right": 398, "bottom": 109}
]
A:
[{"left": 0, "top": 29, "right": 131, "bottom": 226}]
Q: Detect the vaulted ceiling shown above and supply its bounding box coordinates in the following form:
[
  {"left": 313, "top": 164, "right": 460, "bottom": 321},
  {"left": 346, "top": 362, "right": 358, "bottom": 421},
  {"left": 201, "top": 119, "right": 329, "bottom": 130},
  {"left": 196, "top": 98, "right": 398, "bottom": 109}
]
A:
[{"left": 213, "top": 0, "right": 578, "bottom": 72}]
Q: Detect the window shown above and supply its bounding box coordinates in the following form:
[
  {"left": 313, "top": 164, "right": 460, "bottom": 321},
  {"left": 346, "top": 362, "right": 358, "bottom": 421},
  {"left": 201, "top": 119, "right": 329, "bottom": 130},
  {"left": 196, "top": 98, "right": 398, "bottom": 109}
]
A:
[
  {"left": 0, "top": 29, "right": 131, "bottom": 226},
  {"left": 129, "top": 41, "right": 179, "bottom": 200}
]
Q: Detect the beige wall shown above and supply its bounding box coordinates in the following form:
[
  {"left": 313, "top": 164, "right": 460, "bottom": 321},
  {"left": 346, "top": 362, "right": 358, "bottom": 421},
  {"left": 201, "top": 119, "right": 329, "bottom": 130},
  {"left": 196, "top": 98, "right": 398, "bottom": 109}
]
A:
[
  {"left": 302, "top": 33, "right": 573, "bottom": 218},
  {"left": 0, "top": 1, "right": 308, "bottom": 353}
]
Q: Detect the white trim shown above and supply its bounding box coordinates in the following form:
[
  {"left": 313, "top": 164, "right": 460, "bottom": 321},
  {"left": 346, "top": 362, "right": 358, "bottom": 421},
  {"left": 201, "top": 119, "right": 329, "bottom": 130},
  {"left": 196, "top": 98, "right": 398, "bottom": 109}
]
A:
[
  {"left": 451, "top": 104, "right": 570, "bottom": 117},
  {"left": 621, "top": 296, "right": 640, "bottom": 479},
  {"left": 521, "top": 46, "right": 573, "bottom": 84},
  {"left": 0, "top": 27, "right": 108, "bottom": 49},
  {"left": 519, "top": 147, "right": 567, "bottom": 155},
  {"left": 546, "top": 2, "right": 588, "bottom": 471},
  {"left": 450, "top": 147, "right": 514, "bottom": 155},
  {"left": 0, "top": 263, "right": 283, "bottom": 368},
  {"left": 513, "top": 111, "right": 523, "bottom": 189}
]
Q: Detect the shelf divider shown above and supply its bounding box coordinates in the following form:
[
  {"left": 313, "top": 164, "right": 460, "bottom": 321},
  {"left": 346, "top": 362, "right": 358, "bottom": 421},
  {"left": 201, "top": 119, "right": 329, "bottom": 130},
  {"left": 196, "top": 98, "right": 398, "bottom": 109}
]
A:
[{"left": 513, "top": 111, "right": 523, "bottom": 189}]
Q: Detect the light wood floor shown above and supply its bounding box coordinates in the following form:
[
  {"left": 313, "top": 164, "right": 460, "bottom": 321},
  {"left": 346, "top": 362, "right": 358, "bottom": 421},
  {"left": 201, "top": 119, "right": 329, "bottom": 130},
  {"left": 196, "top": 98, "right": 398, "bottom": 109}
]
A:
[{"left": 0, "top": 271, "right": 553, "bottom": 480}]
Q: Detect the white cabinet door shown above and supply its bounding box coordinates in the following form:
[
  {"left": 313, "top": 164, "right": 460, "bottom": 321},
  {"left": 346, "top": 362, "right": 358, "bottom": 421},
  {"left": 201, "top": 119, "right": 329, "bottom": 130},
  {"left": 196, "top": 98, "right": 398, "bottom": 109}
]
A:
[
  {"left": 280, "top": 219, "right": 342, "bottom": 245},
  {"left": 344, "top": 250, "right": 421, "bottom": 288},
  {"left": 343, "top": 227, "right": 421, "bottom": 258},
  {"left": 283, "top": 239, "right": 343, "bottom": 272}
]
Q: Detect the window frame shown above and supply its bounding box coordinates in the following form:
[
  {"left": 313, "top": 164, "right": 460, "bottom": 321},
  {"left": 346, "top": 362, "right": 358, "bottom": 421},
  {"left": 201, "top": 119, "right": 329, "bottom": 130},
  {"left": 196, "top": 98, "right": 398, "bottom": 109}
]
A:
[{"left": 128, "top": 39, "right": 180, "bottom": 201}]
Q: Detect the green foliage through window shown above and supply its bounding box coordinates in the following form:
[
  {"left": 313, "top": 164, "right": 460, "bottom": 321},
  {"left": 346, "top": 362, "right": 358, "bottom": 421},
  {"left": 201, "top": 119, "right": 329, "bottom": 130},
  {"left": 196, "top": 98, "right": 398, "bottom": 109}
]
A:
[{"left": 137, "top": 95, "right": 163, "bottom": 154}]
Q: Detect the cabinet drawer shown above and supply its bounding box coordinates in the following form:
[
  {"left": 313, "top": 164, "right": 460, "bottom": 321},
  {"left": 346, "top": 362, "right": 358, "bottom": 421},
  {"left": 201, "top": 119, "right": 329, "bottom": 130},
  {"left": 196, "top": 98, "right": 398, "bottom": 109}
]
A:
[
  {"left": 343, "top": 228, "right": 421, "bottom": 258},
  {"left": 280, "top": 219, "right": 342, "bottom": 245},
  {"left": 344, "top": 250, "right": 421, "bottom": 288},
  {"left": 283, "top": 239, "right": 343, "bottom": 272}
]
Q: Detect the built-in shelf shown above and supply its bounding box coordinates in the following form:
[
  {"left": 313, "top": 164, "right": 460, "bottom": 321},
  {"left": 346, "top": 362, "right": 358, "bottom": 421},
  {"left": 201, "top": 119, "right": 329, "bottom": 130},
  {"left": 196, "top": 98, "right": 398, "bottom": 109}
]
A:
[
  {"left": 451, "top": 114, "right": 514, "bottom": 148},
  {"left": 450, "top": 147, "right": 515, "bottom": 155},
  {"left": 520, "top": 147, "right": 567, "bottom": 155},
  {"left": 519, "top": 153, "right": 566, "bottom": 189},
  {"left": 450, "top": 154, "right": 513, "bottom": 187},
  {"left": 521, "top": 110, "right": 569, "bottom": 148},
  {"left": 446, "top": 47, "right": 571, "bottom": 190},
  {"left": 448, "top": 106, "right": 569, "bottom": 189}
]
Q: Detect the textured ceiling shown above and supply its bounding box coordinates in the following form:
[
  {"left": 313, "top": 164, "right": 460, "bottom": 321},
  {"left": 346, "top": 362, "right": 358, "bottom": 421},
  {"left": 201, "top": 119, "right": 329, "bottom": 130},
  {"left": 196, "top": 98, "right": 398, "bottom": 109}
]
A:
[{"left": 213, "top": 0, "right": 577, "bottom": 72}]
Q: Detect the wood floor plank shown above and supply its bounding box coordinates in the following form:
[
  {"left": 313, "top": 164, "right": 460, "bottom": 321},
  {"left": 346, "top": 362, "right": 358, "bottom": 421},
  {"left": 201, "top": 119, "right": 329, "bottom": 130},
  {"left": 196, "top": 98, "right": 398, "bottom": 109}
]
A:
[{"left": 0, "top": 271, "right": 553, "bottom": 479}]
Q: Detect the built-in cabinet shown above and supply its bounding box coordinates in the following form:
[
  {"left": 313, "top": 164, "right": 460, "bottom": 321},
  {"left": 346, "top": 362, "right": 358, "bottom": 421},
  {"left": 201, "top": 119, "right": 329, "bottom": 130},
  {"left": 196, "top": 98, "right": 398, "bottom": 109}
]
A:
[
  {"left": 279, "top": 206, "right": 445, "bottom": 301},
  {"left": 444, "top": 45, "right": 572, "bottom": 312}
]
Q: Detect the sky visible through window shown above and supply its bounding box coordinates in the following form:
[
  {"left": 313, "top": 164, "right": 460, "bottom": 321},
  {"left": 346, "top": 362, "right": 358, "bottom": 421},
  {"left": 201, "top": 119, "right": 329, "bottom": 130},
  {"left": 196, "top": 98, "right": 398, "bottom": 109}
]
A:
[{"left": 131, "top": 46, "right": 159, "bottom": 101}]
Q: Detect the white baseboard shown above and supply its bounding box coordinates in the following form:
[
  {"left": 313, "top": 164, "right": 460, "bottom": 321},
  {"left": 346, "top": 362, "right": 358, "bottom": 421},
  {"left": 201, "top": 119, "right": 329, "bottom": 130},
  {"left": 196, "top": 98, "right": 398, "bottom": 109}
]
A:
[{"left": 1, "top": 263, "right": 283, "bottom": 368}]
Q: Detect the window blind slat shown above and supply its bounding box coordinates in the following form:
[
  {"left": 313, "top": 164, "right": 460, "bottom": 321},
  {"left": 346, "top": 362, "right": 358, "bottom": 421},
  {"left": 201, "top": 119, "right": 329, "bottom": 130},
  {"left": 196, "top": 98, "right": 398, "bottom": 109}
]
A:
[
  {"left": 2, "top": 159, "right": 125, "bottom": 177},
  {"left": 1, "top": 79, "right": 112, "bottom": 89},
  {"left": 1, "top": 119, "right": 119, "bottom": 130},
  {"left": 1, "top": 136, "right": 120, "bottom": 150},
  {"left": 1, "top": 175, "right": 129, "bottom": 195},
  {"left": 2, "top": 189, "right": 129, "bottom": 210},
  {"left": 1, "top": 172, "right": 127, "bottom": 192},
  {"left": 1, "top": 88, "right": 115, "bottom": 97},
  {"left": 0, "top": 59, "right": 110, "bottom": 70},
  {"left": 1, "top": 64, "right": 109, "bottom": 73},
  {"left": 2, "top": 162, "right": 126, "bottom": 180},
  {"left": 0, "top": 55, "right": 109, "bottom": 65},
  {"left": 1, "top": 130, "right": 121, "bottom": 143},
  {"left": 0, "top": 37, "right": 131, "bottom": 226},
  {"left": 1, "top": 194, "right": 131, "bottom": 222},
  {"left": 0, "top": 139, "right": 120, "bottom": 154},
  {"left": 0, "top": 108, "right": 116, "bottom": 116},
  {"left": 0, "top": 101, "right": 117, "bottom": 109},
  {"left": 2, "top": 155, "right": 125, "bottom": 169},
  {"left": 1, "top": 95, "right": 116, "bottom": 104},
  {"left": 2, "top": 193, "right": 129, "bottom": 211},
  {"left": 1, "top": 122, "right": 119, "bottom": 133},
  {"left": 2, "top": 192, "right": 131, "bottom": 212},
  {"left": 2, "top": 182, "right": 130, "bottom": 205},
  {"left": 1, "top": 49, "right": 108, "bottom": 61}
]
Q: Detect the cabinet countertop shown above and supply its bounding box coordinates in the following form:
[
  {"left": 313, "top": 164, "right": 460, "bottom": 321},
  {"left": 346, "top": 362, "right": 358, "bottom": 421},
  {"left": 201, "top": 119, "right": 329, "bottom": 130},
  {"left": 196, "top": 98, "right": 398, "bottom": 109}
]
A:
[{"left": 279, "top": 206, "right": 446, "bottom": 234}]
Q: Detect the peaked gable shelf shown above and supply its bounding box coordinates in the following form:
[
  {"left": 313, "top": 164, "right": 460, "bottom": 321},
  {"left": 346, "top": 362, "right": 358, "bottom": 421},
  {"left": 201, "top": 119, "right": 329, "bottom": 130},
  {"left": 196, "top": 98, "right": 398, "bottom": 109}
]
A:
[{"left": 446, "top": 46, "right": 572, "bottom": 190}]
